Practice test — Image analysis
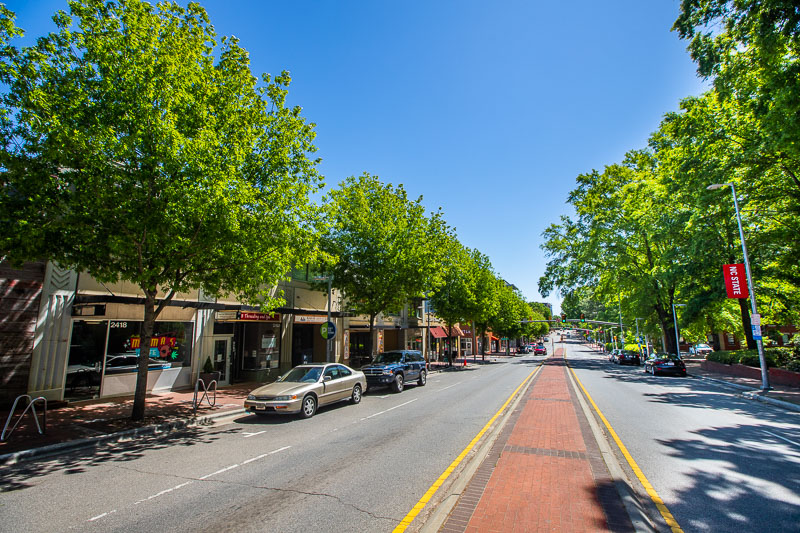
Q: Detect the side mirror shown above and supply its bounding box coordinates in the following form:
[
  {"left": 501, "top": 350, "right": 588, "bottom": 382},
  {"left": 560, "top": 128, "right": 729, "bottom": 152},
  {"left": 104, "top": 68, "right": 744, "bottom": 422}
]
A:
[{"left": 323, "top": 375, "right": 332, "bottom": 382}]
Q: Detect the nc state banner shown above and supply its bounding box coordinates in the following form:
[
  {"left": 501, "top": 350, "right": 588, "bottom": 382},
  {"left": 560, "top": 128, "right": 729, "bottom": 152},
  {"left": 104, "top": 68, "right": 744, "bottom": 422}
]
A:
[{"left": 723, "top": 264, "right": 749, "bottom": 299}]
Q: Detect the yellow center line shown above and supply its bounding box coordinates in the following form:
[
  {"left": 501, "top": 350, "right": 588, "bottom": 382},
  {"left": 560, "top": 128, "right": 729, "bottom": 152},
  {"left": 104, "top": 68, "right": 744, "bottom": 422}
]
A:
[
  {"left": 566, "top": 362, "right": 684, "bottom": 533},
  {"left": 392, "top": 363, "right": 543, "bottom": 532}
]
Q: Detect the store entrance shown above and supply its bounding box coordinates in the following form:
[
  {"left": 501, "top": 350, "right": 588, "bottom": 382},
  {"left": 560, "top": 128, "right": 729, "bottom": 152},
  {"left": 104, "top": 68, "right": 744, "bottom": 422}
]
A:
[
  {"left": 211, "top": 336, "right": 232, "bottom": 386},
  {"left": 64, "top": 320, "right": 106, "bottom": 401},
  {"left": 292, "top": 324, "right": 314, "bottom": 367}
]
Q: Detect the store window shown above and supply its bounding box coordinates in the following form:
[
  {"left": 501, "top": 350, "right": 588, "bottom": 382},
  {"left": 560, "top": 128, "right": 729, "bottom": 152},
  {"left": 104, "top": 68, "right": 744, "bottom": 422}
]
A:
[
  {"left": 241, "top": 322, "right": 280, "bottom": 371},
  {"left": 106, "top": 321, "right": 194, "bottom": 372}
]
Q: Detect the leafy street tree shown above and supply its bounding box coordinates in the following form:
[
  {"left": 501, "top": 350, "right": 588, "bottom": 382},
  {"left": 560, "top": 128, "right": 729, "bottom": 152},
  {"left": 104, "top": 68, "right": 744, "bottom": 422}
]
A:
[
  {"left": 0, "top": 1, "right": 322, "bottom": 420},
  {"left": 321, "top": 173, "right": 446, "bottom": 357},
  {"left": 488, "top": 283, "right": 532, "bottom": 355},
  {"left": 429, "top": 237, "right": 473, "bottom": 365}
]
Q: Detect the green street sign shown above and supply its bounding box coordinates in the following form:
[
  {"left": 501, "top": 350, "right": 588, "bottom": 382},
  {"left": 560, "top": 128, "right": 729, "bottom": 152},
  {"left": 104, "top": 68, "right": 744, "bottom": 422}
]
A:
[{"left": 320, "top": 321, "right": 337, "bottom": 340}]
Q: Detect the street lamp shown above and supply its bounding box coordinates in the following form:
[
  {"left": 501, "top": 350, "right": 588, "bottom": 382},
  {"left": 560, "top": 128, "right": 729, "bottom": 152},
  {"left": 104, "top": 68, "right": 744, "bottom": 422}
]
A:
[
  {"left": 707, "top": 183, "right": 770, "bottom": 390},
  {"left": 671, "top": 303, "right": 686, "bottom": 359}
]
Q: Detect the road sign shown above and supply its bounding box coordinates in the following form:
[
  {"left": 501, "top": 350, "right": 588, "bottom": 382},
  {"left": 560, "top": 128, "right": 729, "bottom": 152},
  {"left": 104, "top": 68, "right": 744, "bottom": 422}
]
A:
[
  {"left": 751, "top": 324, "right": 762, "bottom": 341},
  {"left": 751, "top": 313, "right": 761, "bottom": 326},
  {"left": 321, "top": 321, "right": 337, "bottom": 340}
]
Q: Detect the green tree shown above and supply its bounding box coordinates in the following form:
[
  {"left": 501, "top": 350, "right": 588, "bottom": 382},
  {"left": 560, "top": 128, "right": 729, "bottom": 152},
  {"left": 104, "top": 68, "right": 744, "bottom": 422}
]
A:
[
  {"left": 321, "top": 173, "right": 446, "bottom": 357},
  {"left": 488, "top": 283, "right": 531, "bottom": 355},
  {"left": 0, "top": 0, "right": 322, "bottom": 420}
]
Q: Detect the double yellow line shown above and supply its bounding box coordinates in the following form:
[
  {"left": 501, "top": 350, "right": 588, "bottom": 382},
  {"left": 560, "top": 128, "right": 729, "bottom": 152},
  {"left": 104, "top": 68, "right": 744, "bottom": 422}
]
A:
[{"left": 392, "top": 364, "right": 542, "bottom": 532}]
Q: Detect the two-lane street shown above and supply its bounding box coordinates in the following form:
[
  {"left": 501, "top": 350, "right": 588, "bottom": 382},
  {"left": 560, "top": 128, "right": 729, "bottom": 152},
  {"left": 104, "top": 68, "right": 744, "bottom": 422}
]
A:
[
  {"left": 564, "top": 338, "right": 800, "bottom": 532},
  {"left": 0, "top": 357, "right": 541, "bottom": 533}
]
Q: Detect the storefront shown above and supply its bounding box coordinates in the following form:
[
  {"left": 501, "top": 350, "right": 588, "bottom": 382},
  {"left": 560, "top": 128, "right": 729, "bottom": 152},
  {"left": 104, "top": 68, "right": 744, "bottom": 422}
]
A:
[
  {"left": 65, "top": 318, "right": 195, "bottom": 401},
  {"left": 214, "top": 310, "right": 282, "bottom": 383}
]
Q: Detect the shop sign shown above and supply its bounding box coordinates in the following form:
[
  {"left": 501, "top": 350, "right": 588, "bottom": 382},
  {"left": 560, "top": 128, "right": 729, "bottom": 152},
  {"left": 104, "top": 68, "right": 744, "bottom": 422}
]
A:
[
  {"left": 239, "top": 311, "right": 280, "bottom": 322},
  {"left": 723, "top": 264, "right": 749, "bottom": 299},
  {"left": 295, "top": 314, "right": 327, "bottom": 324},
  {"left": 215, "top": 310, "right": 238, "bottom": 321}
]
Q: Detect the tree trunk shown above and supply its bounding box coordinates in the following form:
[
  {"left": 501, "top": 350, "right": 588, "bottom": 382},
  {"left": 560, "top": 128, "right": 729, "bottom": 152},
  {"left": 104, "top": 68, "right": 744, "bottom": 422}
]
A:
[
  {"left": 367, "top": 313, "right": 376, "bottom": 362},
  {"left": 132, "top": 289, "right": 157, "bottom": 421}
]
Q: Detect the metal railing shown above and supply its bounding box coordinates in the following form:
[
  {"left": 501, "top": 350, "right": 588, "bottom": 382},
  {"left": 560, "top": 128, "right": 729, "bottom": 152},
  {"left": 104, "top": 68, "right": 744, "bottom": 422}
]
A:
[
  {"left": 2, "top": 395, "right": 47, "bottom": 441},
  {"left": 192, "top": 378, "right": 217, "bottom": 414}
]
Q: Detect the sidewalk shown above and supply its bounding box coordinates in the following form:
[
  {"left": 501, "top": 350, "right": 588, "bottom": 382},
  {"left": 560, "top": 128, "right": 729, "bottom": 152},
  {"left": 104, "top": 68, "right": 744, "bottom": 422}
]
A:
[
  {"left": 438, "top": 350, "right": 635, "bottom": 533},
  {"left": 0, "top": 382, "right": 254, "bottom": 464}
]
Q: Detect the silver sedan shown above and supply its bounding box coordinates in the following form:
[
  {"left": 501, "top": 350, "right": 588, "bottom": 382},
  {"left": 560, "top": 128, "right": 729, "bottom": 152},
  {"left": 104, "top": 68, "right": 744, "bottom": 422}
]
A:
[{"left": 244, "top": 363, "right": 366, "bottom": 418}]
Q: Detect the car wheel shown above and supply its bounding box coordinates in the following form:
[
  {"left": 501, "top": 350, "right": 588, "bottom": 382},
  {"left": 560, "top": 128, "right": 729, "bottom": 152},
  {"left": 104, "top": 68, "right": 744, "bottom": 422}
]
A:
[
  {"left": 350, "top": 384, "right": 362, "bottom": 404},
  {"left": 391, "top": 373, "right": 404, "bottom": 393},
  {"left": 300, "top": 395, "right": 317, "bottom": 418},
  {"left": 418, "top": 370, "right": 427, "bottom": 386}
]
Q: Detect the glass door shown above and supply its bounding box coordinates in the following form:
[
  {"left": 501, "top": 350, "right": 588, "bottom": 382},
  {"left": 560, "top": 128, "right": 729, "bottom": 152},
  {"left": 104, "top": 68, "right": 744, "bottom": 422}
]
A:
[{"left": 212, "top": 336, "right": 232, "bottom": 385}]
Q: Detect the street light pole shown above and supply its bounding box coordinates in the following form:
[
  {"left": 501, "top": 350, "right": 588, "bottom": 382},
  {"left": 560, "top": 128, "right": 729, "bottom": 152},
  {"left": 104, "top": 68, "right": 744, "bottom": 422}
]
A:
[
  {"left": 635, "top": 317, "right": 647, "bottom": 358},
  {"left": 671, "top": 303, "right": 686, "bottom": 359},
  {"left": 707, "top": 183, "right": 770, "bottom": 390}
]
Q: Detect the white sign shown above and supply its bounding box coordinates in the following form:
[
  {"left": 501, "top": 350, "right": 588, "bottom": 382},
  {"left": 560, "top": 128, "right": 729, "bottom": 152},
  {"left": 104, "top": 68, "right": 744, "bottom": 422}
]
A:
[{"left": 750, "top": 313, "right": 761, "bottom": 326}]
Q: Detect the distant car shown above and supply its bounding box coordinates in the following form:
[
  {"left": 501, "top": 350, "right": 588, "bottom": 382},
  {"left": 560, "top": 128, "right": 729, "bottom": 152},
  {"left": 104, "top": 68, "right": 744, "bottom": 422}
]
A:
[
  {"left": 609, "top": 348, "right": 621, "bottom": 363},
  {"left": 244, "top": 363, "right": 366, "bottom": 418},
  {"left": 615, "top": 350, "right": 640, "bottom": 366},
  {"left": 644, "top": 353, "right": 687, "bottom": 376},
  {"left": 517, "top": 345, "right": 530, "bottom": 354},
  {"left": 689, "top": 343, "right": 714, "bottom": 356},
  {"left": 360, "top": 350, "right": 427, "bottom": 392},
  {"left": 534, "top": 344, "right": 547, "bottom": 355}
]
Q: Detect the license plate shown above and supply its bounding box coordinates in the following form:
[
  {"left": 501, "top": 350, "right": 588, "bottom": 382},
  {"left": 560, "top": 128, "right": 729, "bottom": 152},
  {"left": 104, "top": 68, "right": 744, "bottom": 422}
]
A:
[
  {"left": 255, "top": 405, "right": 266, "bottom": 410},
  {"left": 662, "top": 362, "right": 674, "bottom": 367}
]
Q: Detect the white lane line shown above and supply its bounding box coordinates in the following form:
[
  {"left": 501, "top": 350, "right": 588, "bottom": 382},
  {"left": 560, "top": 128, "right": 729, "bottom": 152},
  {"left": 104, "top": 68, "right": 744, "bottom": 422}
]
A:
[
  {"left": 134, "top": 481, "right": 194, "bottom": 505},
  {"left": 764, "top": 430, "right": 800, "bottom": 448},
  {"left": 360, "top": 398, "right": 418, "bottom": 421},
  {"left": 243, "top": 430, "right": 266, "bottom": 438},
  {"left": 241, "top": 446, "right": 291, "bottom": 465},
  {"left": 377, "top": 395, "right": 390, "bottom": 398},
  {"left": 439, "top": 382, "right": 462, "bottom": 392},
  {"left": 88, "top": 510, "right": 117, "bottom": 522},
  {"left": 199, "top": 464, "right": 240, "bottom": 480}
]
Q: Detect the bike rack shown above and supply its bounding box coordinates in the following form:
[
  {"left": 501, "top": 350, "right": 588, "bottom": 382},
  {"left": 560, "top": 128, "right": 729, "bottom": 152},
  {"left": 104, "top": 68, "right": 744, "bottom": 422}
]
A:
[
  {"left": 2, "top": 394, "right": 47, "bottom": 441},
  {"left": 193, "top": 378, "right": 217, "bottom": 414}
]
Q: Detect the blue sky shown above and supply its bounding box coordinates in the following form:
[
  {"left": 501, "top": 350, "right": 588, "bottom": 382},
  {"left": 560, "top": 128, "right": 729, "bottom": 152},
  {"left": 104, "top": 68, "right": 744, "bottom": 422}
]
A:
[{"left": 6, "top": 1, "right": 708, "bottom": 312}]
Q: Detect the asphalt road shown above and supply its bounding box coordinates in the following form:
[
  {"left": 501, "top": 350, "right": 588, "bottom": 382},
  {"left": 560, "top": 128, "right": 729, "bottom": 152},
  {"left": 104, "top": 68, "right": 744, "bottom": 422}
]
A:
[
  {"left": 0, "top": 355, "right": 543, "bottom": 533},
  {"left": 564, "top": 337, "right": 800, "bottom": 532}
]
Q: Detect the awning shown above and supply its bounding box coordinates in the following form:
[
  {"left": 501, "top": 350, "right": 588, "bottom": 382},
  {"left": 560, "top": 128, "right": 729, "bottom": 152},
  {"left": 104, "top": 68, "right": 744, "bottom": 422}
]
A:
[
  {"left": 450, "top": 325, "right": 465, "bottom": 337},
  {"left": 429, "top": 326, "right": 447, "bottom": 339},
  {"left": 491, "top": 335, "right": 500, "bottom": 341}
]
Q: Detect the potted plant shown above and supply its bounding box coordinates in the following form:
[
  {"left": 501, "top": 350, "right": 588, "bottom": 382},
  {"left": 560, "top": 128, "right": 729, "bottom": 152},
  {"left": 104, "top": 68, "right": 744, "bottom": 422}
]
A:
[{"left": 199, "top": 356, "right": 221, "bottom": 385}]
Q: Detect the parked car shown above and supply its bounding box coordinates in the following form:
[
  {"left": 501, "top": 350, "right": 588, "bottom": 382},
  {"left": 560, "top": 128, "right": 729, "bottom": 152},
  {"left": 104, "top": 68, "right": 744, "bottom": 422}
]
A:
[
  {"left": 517, "top": 345, "right": 531, "bottom": 354},
  {"left": 614, "top": 350, "right": 641, "bottom": 365},
  {"left": 244, "top": 363, "right": 366, "bottom": 418},
  {"left": 644, "top": 353, "right": 687, "bottom": 376},
  {"left": 534, "top": 344, "right": 547, "bottom": 355},
  {"left": 689, "top": 343, "right": 714, "bottom": 356},
  {"left": 609, "top": 348, "right": 621, "bottom": 363},
  {"left": 360, "top": 350, "right": 427, "bottom": 393}
]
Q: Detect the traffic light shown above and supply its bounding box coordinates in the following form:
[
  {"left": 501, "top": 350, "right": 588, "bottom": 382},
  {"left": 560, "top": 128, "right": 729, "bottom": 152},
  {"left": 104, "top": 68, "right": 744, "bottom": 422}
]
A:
[
  {"left": 580, "top": 313, "right": 585, "bottom": 323},
  {"left": 561, "top": 314, "right": 567, "bottom": 324}
]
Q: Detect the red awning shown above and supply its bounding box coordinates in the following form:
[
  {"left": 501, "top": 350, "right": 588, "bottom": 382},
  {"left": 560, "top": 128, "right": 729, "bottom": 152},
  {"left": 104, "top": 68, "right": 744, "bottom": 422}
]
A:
[
  {"left": 491, "top": 335, "right": 499, "bottom": 341},
  {"left": 429, "top": 326, "right": 447, "bottom": 339},
  {"left": 450, "top": 325, "right": 465, "bottom": 337}
]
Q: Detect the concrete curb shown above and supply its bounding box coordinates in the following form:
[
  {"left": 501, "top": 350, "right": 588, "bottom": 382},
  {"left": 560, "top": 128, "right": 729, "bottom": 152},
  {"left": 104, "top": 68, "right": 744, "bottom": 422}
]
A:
[
  {"left": 0, "top": 407, "right": 246, "bottom": 467},
  {"left": 689, "top": 374, "right": 800, "bottom": 413}
]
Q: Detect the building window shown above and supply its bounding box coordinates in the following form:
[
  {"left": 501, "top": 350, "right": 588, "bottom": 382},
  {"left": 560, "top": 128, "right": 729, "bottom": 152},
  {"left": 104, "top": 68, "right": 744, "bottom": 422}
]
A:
[{"left": 241, "top": 322, "right": 281, "bottom": 371}]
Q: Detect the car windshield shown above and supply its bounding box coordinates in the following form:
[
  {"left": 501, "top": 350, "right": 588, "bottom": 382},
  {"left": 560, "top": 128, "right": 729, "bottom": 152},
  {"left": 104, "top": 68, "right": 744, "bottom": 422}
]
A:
[
  {"left": 622, "top": 350, "right": 637, "bottom": 355},
  {"left": 695, "top": 344, "right": 710, "bottom": 349},
  {"left": 279, "top": 366, "right": 323, "bottom": 383},
  {"left": 373, "top": 352, "right": 403, "bottom": 364}
]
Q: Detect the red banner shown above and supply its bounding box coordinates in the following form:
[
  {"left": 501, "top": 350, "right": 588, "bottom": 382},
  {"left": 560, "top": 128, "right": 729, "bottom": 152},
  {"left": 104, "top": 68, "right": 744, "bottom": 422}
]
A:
[{"left": 723, "top": 264, "right": 749, "bottom": 299}]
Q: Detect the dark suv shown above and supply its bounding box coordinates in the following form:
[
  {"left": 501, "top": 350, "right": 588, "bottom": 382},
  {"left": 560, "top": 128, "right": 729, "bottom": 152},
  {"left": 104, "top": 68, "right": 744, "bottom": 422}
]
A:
[{"left": 361, "top": 350, "right": 427, "bottom": 393}]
